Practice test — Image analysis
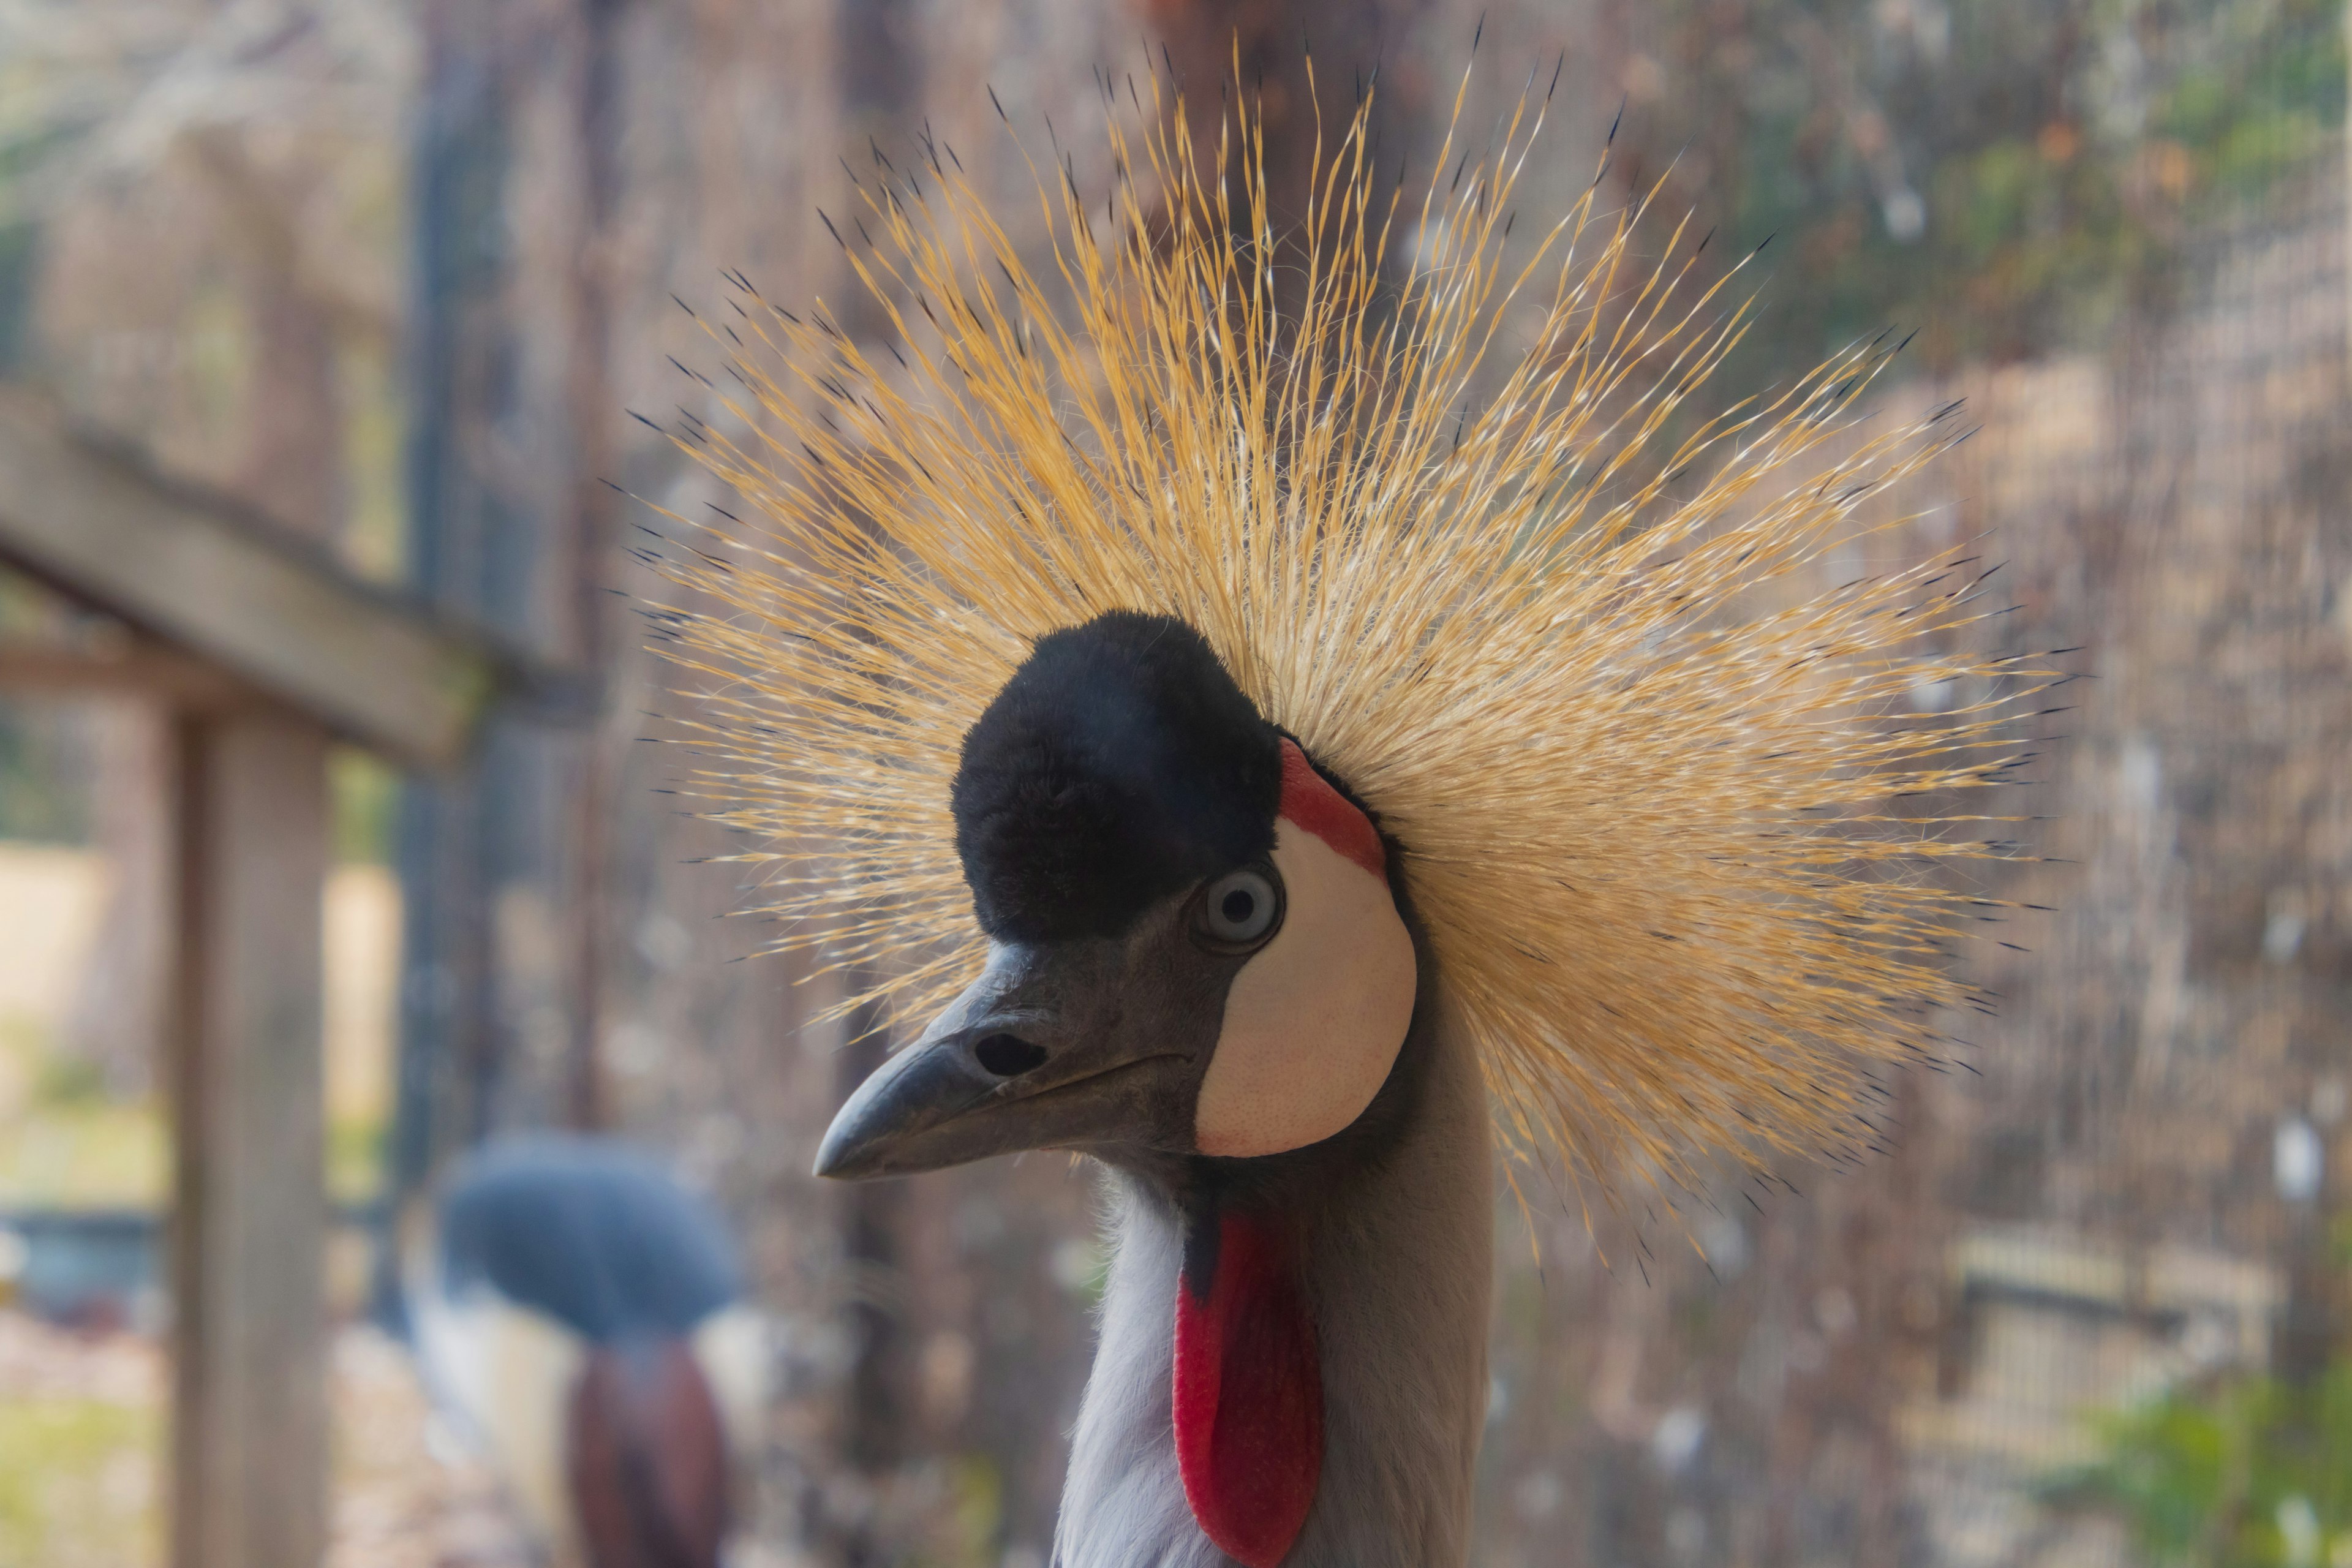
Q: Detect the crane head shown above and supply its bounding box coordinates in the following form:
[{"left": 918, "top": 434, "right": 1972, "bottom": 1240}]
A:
[{"left": 815, "top": 610, "right": 1418, "bottom": 1179}]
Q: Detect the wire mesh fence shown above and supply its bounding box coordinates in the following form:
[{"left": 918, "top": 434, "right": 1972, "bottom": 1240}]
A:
[{"left": 1460, "top": 10, "right": 2352, "bottom": 1563}]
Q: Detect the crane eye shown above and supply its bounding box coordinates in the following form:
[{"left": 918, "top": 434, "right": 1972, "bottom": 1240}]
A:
[{"left": 1194, "top": 865, "right": 1283, "bottom": 951}]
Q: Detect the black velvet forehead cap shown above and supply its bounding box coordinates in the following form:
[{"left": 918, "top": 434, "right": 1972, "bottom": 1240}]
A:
[{"left": 951, "top": 611, "right": 1283, "bottom": 942}]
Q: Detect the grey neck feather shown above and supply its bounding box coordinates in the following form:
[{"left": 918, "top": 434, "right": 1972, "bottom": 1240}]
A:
[{"left": 1053, "top": 991, "right": 1494, "bottom": 1568}]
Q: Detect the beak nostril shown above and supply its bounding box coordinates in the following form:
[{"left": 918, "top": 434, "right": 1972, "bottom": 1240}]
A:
[{"left": 973, "top": 1032, "right": 1049, "bottom": 1078}]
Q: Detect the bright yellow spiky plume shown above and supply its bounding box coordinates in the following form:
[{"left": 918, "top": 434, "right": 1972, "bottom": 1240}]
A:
[{"left": 649, "top": 63, "right": 2051, "bottom": 1196}]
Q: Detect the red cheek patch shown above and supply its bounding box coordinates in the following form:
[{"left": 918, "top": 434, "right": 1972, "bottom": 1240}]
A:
[
  {"left": 1172, "top": 1210, "right": 1322, "bottom": 1567},
  {"left": 1276, "top": 740, "right": 1384, "bottom": 880}
]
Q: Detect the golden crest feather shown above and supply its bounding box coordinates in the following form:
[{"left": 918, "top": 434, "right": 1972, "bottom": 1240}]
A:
[{"left": 649, "top": 62, "right": 2052, "bottom": 1196}]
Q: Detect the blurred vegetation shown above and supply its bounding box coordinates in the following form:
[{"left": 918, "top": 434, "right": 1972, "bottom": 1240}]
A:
[
  {"left": 0, "top": 6, "right": 410, "bottom": 1223},
  {"left": 0, "top": 1, "right": 412, "bottom": 845},
  {"left": 0, "top": 1012, "right": 380, "bottom": 1207},
  {"left": 332, "top": 748, "right": 396, "bottom": 865},
  {"left": 0, "top": 1394, "right": 157, "bottom": 1568},
  {"left": 1622, "top": 0, "right": 2346, "bottom": 374},
  {"left": 326, "top": 1113, "right": 385, "bottom": 1204},
  {"left": 2047, "top": 1363, "right": 2352, "bottom": 1567},
  {"left": 0, "top": 575, "right": 92, "bottom": 844},
  {"left": 0, "top": 699, "right": 90, "bottom": 843},
  {"left": 0, "top": 1011, "right": 164, "bottom": 1206}
]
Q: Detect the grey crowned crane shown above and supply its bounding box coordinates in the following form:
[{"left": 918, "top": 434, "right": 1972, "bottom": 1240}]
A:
[
  {"left": 403, "top": 1135, "right": 766, "bottom": 1568},
  {"left": 650, "top": 63, "right": 2042, "bottom": 1568},
  {"left": 820, "top": 612, "right": 1493, "bottom": 1564}
]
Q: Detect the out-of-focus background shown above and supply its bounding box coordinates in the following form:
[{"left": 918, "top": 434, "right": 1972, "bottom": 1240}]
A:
[{"left": 0, "top": 1, "right": 2343, "bottom": 1565}]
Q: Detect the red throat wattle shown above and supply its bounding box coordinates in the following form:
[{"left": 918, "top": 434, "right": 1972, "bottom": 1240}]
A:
[{"left": 1172, "top": 1210, "right": 1323, "bottom": 1567}]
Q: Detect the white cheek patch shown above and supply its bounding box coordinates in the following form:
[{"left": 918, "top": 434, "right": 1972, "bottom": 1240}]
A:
[{"left": 1193, "top": 820, "right": 1418, "bottom": 1158}]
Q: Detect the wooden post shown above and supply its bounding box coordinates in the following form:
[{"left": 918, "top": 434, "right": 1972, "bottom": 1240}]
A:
[
  {"left": 0, "top": 372, "right": 519, "bottom": 1568},
  {"left": 165, "top": 709, "right": 331, "bottom": 1568}
]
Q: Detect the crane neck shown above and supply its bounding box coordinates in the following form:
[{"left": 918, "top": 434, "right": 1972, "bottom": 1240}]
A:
[{"left": 1054, "top": 978, "right": 1494, "bottom": 1568}]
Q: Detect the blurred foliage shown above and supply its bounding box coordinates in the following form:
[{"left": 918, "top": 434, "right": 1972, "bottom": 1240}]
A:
[
  {"left": 34, "top": 1049, "right": 110, "bottom": 1109},
  {"left": 327, "top": 1110, "right": 385, "bottom": 1204},
  {"left": 333, "top": 747, "right": 395, "bottom": 864},
  {"left": 0, "top": 2, "right": 414, "bottom": 847},
  {"left": 339, "top": 343, "right": 407, "bottom": 581},
  {"left": 0, "top": 699, "right": 90, "bottom": 843},
  {"left": 949, "top": 1453, "right": 1009, "bottom": 1567},
  {"left": 0, "top": 1007, "right": 164, "bottom": 1205},
  {"left": 0, "top": 576, "right": 92, "bottom": 845},
  {"left": 2046, "top": 1363, "right": 2352, "bottom": 1567},
  {"left": 1620, "top": 0, "right": 2347, "bottom": 372},
  {"left": 0, "top": 1099, "right": 168, "bottom": 1205},
  {"left": 0, "top": 218, "right": 32, "bottom": 370},
  {"left": 0, "top": 899, "right": 388, "bottom": 1205},
  {"left": 0, "top": 1394, "right": 158, "bottom": 1568}
]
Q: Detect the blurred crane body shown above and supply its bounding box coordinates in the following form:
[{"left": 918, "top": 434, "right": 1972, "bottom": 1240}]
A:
[{"left": 405, "top": 1135, "right": 766, "bottom": 1568}]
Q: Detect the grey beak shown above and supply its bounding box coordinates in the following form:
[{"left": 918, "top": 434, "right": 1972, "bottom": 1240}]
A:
[{"left": 813, "top": 940, "right": 1203, "bottom": 1180}]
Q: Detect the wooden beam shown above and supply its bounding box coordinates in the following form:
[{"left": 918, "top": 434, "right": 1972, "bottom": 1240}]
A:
[
  {"left": 0, "top": 392, "right": 500, "bottom": 766},
  {"left": 0, "top": 636, "right": 255, "bottom": 709},
  {"left": 166, "top": 712, "right": 330, "bottom": 1568}
]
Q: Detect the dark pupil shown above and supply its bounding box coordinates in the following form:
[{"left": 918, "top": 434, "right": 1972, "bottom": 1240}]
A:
[{"left": 1220, "top": 888, "right": 1256, "bottom": 925}]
